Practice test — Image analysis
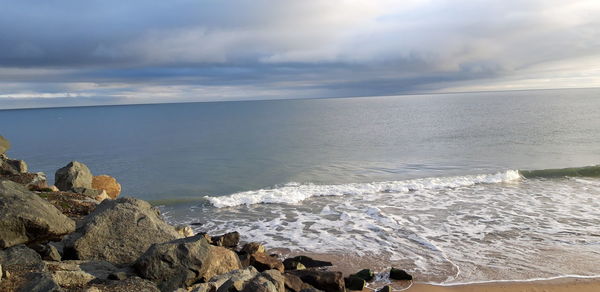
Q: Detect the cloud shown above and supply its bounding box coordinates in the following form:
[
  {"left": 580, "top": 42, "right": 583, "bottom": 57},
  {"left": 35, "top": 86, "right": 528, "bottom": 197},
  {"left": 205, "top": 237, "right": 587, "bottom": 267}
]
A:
[{"left": 0, "top": 0, "right": 599, "bottom": 108}]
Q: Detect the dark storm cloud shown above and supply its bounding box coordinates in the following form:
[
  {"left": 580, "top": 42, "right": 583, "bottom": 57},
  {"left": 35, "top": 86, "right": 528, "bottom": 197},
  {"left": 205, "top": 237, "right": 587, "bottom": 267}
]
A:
[{"left": 1, "top": 0, "right": 599, "bottom": 108}]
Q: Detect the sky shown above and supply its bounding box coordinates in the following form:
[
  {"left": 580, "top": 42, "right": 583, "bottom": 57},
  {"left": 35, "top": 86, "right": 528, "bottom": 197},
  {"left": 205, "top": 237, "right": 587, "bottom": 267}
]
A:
[{"left": 1, "top": 0, "right": 600, "bottom": 108}]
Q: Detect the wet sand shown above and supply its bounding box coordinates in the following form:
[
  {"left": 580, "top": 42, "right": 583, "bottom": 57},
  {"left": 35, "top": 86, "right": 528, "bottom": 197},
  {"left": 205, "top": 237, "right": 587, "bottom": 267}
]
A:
[{"left": 406, "top": 278, "right": 600, "bottom": 292}]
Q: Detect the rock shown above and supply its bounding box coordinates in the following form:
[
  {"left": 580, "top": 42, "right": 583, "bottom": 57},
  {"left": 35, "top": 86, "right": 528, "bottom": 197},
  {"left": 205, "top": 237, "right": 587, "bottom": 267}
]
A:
[
  {"left": 249, "top": 252, "right": 284, "bottom": 272},
  {"left": 109, "top": 271, "right": 128, "bottom": 280},
  {"left": 72, "top": 187, "right": 110, "bottom": 201},
  {"left": 175, "top": 225, "right": 195, "bottom": 237},
  {"left": 241, "top": 270, "right": 285, "bottom": 292},
  {"left": 48, "top": 185, "right": 60, "bottom": 192},
  {"left": 0, "top": 180, "right": 75, "bottom": 248},
  {"left": 2, "top": 172, "right": 48, "bottom": 191},
  {"left": 55, "top": 161, "right": 93, "bottom": 191},
  {"left": 284, "top": 273, "right": 314, "bottom": 292},
  {"left": 63, "top": 197, "right": 180, "bottom": 265},
  {"left": 351, "top": 269, "right": 374, "bottom": 282},
  {"left": 283, "top": 256, "right": 332, "bottom": 269},
  {"left": 0, "top": 135, "right": 9, "bottom": 154},
  {"left": 134, "top": 234, "right": 242, "bottom": 291},
  {"left": 17, "top": 272, "right": 62, "bottom": 292},
  {"left": 45, "top": 260, "right": 119, "bottom": 287},
  {"left": 212, "top": 267, "right": 259, "bottom": 292},
  {"left": 212, "top": 231, "right": 240, "bottom": 248},
  {"left": 0, "top": 245, "right": 47, "bottom": 291},
  {"left": 377, "top": 285, "right": 392, "bottom": 292},
  {"left": 36, "top": 191, "right": 99, "bottom": 219},
  {"left": 344, "top": 277, "right": 366, "bottom": 290},
  {"left": 0, "top": 155, "right": 27, "bottom": 174},
  {"left": 0, "top": 244, "right": 45, "bottom": 272},
  {"left": 299, "top": 289, "right": 323, "bottom": 292},
  {"left": 30, "top": 243, "right": 62, "bottom": 261},
  {"left": 288, "top": 270, "right": 345, "bottom": 292},
  {"left": 283, "top": 260, "right": 306, "bottom": 271},
  {"left": 89, "top": 276, "right": 160, "bottom": 292},
  {"left": 0, "top": 263, "right": 3, "bottom": 283},
  {"left": 389, "top": 268, "right": 412, "bottom": 280},
  {"left": 91, "top": 175, "right": 122, "bottom": 199},
  {"left": 189, "top": 283, "right": 212, "bottom": 292},
  {"left": 241, "top": 242, "right": 266, "bottom": 254}
]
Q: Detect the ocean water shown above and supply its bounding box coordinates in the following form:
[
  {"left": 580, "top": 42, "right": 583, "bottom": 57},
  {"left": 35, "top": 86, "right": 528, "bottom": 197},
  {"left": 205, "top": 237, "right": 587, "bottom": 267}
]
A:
[{"left": 2, "top": 88, "right": 600, "bottom": 285}]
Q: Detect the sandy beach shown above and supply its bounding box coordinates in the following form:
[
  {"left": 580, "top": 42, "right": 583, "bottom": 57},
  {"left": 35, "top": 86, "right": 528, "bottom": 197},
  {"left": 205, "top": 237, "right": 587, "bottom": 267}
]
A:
[{"left": 406, "top": 278, "right": 600, "bottom": 292}]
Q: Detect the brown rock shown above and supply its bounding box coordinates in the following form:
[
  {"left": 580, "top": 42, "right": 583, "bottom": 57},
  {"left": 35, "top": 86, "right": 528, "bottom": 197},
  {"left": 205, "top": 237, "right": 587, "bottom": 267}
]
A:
[
  {"left": 241, "top": 242, "right": 266, "bottom": 254},
  {"left": 212, "top": 231, "right": 240, "bottom": 248},
  {"left": 284, "top": 273, "right": 314, "bottom": 292},
  {"left": 249, "top": 252, "right": 284, "bottom": 272},
  {"left": 288, "top": 270, "right": 345, "bottom": 292},
  {"left": 91, "top": 175, "right": 121, "bottom": 199}
]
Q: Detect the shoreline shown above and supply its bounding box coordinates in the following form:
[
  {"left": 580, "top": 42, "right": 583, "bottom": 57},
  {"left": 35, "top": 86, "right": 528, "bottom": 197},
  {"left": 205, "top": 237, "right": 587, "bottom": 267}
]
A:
[
  {"left": 267, "top": 248, "right": 600, "bottom": 291},
  {"left": 406, "top": 277, "right": 600, "bottom": 292},
  {"left": 3, "top": 135, "right": 600, "bottom": 292}
]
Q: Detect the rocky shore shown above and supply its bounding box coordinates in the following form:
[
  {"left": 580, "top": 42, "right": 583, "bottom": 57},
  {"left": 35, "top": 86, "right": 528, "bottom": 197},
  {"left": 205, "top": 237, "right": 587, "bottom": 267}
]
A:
[{"left": 0, "top": 135, "right": 412, "bottom": 292}]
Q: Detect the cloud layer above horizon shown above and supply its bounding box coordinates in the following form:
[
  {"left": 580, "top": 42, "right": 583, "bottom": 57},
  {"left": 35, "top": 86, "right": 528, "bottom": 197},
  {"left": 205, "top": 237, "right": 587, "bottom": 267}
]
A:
[{"left": 1, "top": 0, "right": 600, "bottom": 108}]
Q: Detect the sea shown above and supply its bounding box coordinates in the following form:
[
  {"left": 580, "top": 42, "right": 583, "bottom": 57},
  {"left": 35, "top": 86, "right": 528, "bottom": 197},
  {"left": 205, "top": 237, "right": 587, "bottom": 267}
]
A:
[{"left": 2, "top": 87, "right": 600, "bottom": 286}]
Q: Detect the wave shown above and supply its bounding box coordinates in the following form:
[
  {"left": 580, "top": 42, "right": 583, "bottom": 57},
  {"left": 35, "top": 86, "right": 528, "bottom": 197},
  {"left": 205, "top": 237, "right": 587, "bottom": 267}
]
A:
[
  {"left": 519, "top": 165, "right": 600, "bottom": 178},
  {"left": 205, "top": 170, "right": 521, "bottom": 208}
]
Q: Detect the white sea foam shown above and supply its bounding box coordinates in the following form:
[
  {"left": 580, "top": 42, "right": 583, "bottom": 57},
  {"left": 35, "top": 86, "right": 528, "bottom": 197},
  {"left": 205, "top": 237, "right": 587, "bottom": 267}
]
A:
[
  {"left": 163, "top": 174, "right": 600, "bottom": 284},
  {"left": 205, "top": 170, "right": 521, "bottom": 208}
]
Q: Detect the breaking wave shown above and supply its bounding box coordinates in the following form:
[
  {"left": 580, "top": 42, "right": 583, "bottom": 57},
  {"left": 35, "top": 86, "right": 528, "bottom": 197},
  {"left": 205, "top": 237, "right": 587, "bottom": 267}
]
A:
[{"left": 205, "top": 170, "right": 521, "bottom": 208}]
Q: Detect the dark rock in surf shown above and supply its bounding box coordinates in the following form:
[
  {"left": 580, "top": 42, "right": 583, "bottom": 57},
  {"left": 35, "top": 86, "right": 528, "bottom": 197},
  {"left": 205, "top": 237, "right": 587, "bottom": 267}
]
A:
[
  {"left": 283, "top": 255, "right": 332, "bottom": 269},
  {"left": 389, "top": 267, "right": 412, "bottom": 280},
  {"left": 283, "top": 260, "right": 306, "bottom": 271},
  {"left": 351, "top": 268, "right": 374, "bottom": 281},
  {"left": 288, "top": 270, "right": 345, "bottom": 292},
  {"left": 344, "top": 276, "right": 366, "bottom": 290},
  {"left": 377, "top": 285, "right": 392, "bottom": 292}
]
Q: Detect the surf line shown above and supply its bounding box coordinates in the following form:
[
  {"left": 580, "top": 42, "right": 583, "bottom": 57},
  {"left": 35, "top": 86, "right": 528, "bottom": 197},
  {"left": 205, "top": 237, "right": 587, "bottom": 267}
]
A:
[{"left": 419, "top": 274, "right": 600, "bottom": 286}]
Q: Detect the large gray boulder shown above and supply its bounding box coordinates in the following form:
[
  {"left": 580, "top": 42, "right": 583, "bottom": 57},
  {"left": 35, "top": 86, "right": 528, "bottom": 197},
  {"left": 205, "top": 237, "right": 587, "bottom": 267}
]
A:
[
  {"left": 0, "top": 135, "right": 9, "bottom": 154},
  {"left": 134, "top": 234, "right": 242, "bottom": 291},
  {"left": 64, "top": 197, "right": 181, "bottom": 265},
  {"left": 55, "top": 161, "right": 93, "bottom": 191},
  {"left": 0, "top": 180, "right": 75, "bottom": 248}
]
